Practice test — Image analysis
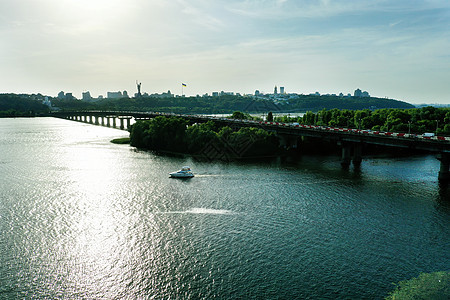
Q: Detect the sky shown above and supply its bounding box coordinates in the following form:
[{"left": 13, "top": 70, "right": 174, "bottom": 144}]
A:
[{"left": 1, "top": 0, "right": 449, "bottom": 104}]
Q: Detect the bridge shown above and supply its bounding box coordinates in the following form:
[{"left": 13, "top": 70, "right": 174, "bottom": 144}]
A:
[{"left": 51, "top": 110, "right": 450, "bottom": 182}]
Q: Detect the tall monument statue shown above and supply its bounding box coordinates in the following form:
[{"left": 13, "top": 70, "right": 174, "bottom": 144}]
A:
[{"left": 136, "top": 80, "right": 142, "bottom": 97}]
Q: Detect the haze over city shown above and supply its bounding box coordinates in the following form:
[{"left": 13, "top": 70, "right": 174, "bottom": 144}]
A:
[{"left": 1, "top": 0, "right": 449, "bottom": 104}]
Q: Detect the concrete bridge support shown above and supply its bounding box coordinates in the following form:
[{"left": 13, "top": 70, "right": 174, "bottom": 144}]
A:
[
  {"left": 341, "top": 144, "right": 352, "bottom": 168},
  {"left": 118, "top": 117, "right": 132, "bottom": 130},
  {"left": 278, "top": 134, "right": 299, "bottom": 150},
  {"left": 438, "top": 153, "right": 450, "bottom": 182},
  {"left": 89, "top": 116, "right": 93, "bottom": 124},
  {"left": 95, "top": 116, "right": 99, "bottom": 125},
  {"left": 106, "top": 117, "right": 111, "bottom": 127},
  {"left": 340, "top": 142, "right": 363, "bottom": 168},
  {"left": 112, "top": 118, "right": 117, "bottom": 128},
  {"left": 353, "top": 143, "right": 362, "bottom": 167}
]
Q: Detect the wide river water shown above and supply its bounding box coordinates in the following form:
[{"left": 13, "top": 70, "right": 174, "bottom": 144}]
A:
[{"left": 0, "top": 117, "right": 449, "bottom": 299}]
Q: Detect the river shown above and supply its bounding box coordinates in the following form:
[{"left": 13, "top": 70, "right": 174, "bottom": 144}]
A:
[{"left": 0, "top": 117, "right": 448, "bottom": 299}]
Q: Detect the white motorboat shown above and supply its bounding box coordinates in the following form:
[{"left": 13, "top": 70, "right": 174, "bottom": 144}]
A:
[{"left": 169, "top": 166, "right": 194, "bottom": 178}]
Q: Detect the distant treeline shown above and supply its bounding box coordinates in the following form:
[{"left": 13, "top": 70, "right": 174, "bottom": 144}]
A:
[
  {"left": 274, "top": 107, "right": 450, "bottom": 135},
  {"left": 130, "top": 116, "right": 280, "bottom": 158},
  {"left": 0, "top": 94, "right": 49, "bottom": 117},
  {"left": 50, "top": 94, "right": 414, "bottom": 114},
  {"left": 1, "top": 93, "right": 415, "bottom": 115}
]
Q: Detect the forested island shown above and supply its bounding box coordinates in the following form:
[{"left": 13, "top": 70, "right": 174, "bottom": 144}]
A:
[{"left": 130, "top": 116, "right": 280, "bottom": 159}]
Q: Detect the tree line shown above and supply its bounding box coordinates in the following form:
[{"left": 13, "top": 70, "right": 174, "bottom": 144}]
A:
[
  {"left": 0, "top": 94, "right": 49, "bottom": 117},
  {"left": 51, "top": 94, "right": 413, "bottom": 114},
  {"left": 274, "top": 107, "right": 450, "bottom": 135},
  {"left": 1, "top": 93, "right": 416, "bottom": 115}
]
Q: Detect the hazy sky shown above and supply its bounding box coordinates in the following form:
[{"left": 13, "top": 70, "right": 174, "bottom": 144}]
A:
[{"left": 1, "top": 0, "right": 449, "bottom": 104}]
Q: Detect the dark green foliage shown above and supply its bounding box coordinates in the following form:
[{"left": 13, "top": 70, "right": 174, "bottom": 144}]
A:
[
  {"left": 280, "top": 94, "right": 414, "bottom": 111},
  {"left": 296, "top": 107, "right": 450, "bottom": 135},
  {"left": 185, "top": 121, "right": 219, "bottom": 153},
  {"left": 386, "top": 271, "right": 450, "bottom": 299},
  {"left": 0, "top": 94, "right": 49, "bottom": 116},
  {"left": 143, "top": 116, "right": 188, "bottom": 151},
  {"left": 110, "top": 137, "right": 130, "bottom": 144},
  {"left": 129, "top": 120, "right": 151, "bottom": 148},
  {"left": 129, "top": 117, "right": 281, "bottom": 158},
  {"left": 229, "top": 111, "right": 248, "bottom": 120},
  {"left": 227, "top": 127, "right": 279, "bottom": 157},
  {"left": 50, "top": 94, "right": 414, "bottom": 114}
]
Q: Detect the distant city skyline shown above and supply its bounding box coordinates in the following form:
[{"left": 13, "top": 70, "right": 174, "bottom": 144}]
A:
[
  {"left": 55, "top": 86, "right": 371, "bottom": 100},
  {"left": 1, "top": 0, "right": 449, "bottom": 104}
]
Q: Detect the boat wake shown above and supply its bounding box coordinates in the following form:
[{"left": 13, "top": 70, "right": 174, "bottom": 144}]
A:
[
  {"left": 159, "top": 208, "right": 234, "bottom": 215},
  {"left": 186, "top": 208, "right": 233, "bottom": 215}
]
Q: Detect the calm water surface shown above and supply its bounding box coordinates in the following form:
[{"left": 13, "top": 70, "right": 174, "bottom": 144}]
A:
[{"left": 0, "top": 118, "right": 449, "bottom": 299}]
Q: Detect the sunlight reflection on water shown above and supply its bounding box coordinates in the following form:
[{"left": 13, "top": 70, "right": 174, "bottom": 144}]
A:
[{"left": 0, "top": 118, "right": 448, "bottom": 299}]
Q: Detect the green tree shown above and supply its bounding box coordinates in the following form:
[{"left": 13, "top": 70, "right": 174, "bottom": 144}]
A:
[
  {"left": 129, "top": 120, "right": 151, "bottom": 148},
  {"left": 386, "top": 271, "right": 449, "bottom": 299},
  {"left": 230, "top": 111, "right": 247, "bottom": 120},
  {"left": 185, "top": 121, "right": 218, "bottom": 153},
  {"left": 302, "top": 111, "right": 315, "bottom": 125},
  {"left": 144, "top": 116, "right": 188, "bottom": 151}
]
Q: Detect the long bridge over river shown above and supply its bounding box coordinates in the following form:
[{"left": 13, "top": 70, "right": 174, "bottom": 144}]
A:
[{"left": 51, "top": 110, "right": 450, "bottom": 182}]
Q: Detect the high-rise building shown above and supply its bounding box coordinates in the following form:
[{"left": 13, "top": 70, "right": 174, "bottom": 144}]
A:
[
  {"left": 274, "top": 86, "right": 278, "bottom": 94},
  {"left": 82, "top": 91, "right": 92, "bottom": 101},
  {"left": 65, "top": 93, "right": 74, "bottom": 100},
  {"left": 107, "top": 91, "right": 123, "bottom": 99},
  {"left": 280, "top": 87, "right": 285, "bottom": 94}
]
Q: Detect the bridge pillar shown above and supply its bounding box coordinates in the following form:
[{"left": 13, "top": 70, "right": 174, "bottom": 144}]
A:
[
  {"left": 101, "top": 116, "right": 105, "bottom": 126},
  {"left": 126, "top": 118, "right": 131, "bottom": 130},
  {"left": 341, "top": 144, "right": 351, "bottom": 168},
  {"left": 438, "top": 153, "right": 450, "bottom": 182},
  {"left": 106, "top": 117, "right": 110, "bottom": 127},
  {"left": 112, "top": 118, "right": 117, "bottom": 128},
  {"left": 353, "top": 143, "right": 362, "bottom": 167},
  {"left": 340, "top": 142, "right": 363, "bottom": 168},
  {"left": 119, "top": 118, "right": 124, "bottom": 130},
  {"left": 278, "top": 134, "right": 299, "bottom": 150},
  {"left": 89, "top": 116, "right": 93, "bottom": 124},
  {"left": 95, "top": 116, "right": 99, "bottom": 125}
]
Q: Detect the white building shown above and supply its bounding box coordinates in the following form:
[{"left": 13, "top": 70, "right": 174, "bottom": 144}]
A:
[{"left": 107, "top": 91, "right": 123, "bottom": 99}]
